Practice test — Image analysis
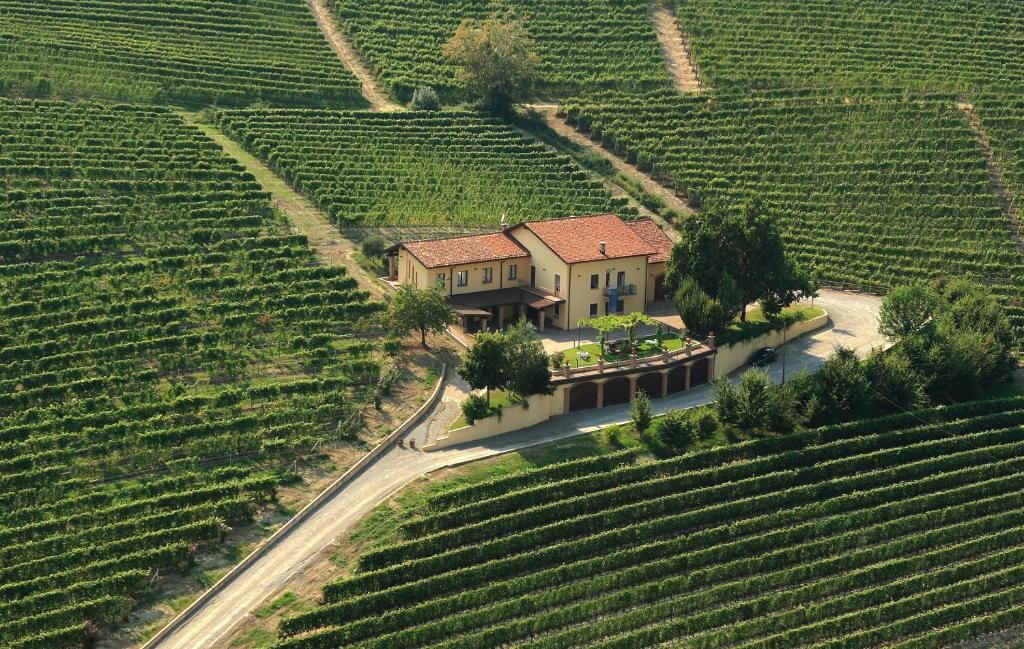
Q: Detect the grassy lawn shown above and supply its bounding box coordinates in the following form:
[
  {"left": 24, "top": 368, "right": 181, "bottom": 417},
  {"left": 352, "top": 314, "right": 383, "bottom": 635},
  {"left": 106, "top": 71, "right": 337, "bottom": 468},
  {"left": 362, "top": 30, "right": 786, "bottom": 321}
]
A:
[
  {"left": 449, "top": 389, "right": 517, "bottom": 430},
  {"left": 563, "top": 332, "right": 687, "bottom": 368},
  {"left": 717, "top": 305, "right": 825, "bottom": 346}
]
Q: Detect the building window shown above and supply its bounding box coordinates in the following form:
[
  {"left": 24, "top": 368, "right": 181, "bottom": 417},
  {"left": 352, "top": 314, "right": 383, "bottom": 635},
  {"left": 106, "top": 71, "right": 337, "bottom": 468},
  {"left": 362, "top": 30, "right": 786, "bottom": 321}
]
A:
[
  {"left": 483, "top": 267, "right": 493, "bottom": 284},
  {"left": 508, "top": 264, "right": 517, "bottom": 280},
  {"left": 617, "top": 299, "right": 625, "bottom": 313},
  {"left": 605, "top": 272, "right": 611, "bottom": 287},
  {"left": 436, "top": 273, "right": 446, "bottom": 288},
  {"left": 554, "top": 304, "right": 560, "bottom": 317},
  {"left": 590, "top": 274, "right": 599, "bottom": 289},
  {"left": 457, "top": 270, "right": 468, "bottom": 287},
  {"left": 590, "top": 303, "right": 598, "bottom": 317},
  {"left": 617, "top": 271, "right": 626, "bottom": 287},
  {"left": 554, "top": 274, "right": 561, "bottom": 294}
]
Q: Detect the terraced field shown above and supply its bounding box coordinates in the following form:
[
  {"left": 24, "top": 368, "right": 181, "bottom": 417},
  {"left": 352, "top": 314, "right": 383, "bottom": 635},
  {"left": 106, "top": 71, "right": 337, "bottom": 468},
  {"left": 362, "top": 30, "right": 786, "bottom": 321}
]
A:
[
  {"left": 278, "top": 396, "right": 1024, "bottom": 648},
  {"left": 0, "top": 99, "right": 380, "bottom": 649},
  {"left": 674, "top": 0, "right": 1024, "bottom": 93},
  {"left": 976, "top": 95, "right": 1024, "bottom": 221},
  {"left": 0, "top": 0, "right": 366, "bottom": 107},
  {"left": 215, "top": 109, "right": 626, "bottom": 227},
  {"left": 328, "top": 0, "right": 671, "bottom": 100},
  {"left": 564, "top": 89, "right": 1024, "bottom": 328}
]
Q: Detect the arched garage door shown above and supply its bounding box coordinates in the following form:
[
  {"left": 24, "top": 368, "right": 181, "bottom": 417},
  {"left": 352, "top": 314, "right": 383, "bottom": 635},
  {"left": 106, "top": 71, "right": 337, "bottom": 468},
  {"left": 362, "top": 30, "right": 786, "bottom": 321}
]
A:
[
  {"left": 691, "top": 358, "right": 711, "bottom": 386},
  {"left": 603, "top": 377, "right": 631, "bottom": 407},
  {"left": 569, "top": 382, "right": 598, "bottom": 412},
  {"left": 667, "top": 365, "right": 687, "bottom": 394},
  {"left": 636, "top": 372, "right": 664, "bottom": 399}
]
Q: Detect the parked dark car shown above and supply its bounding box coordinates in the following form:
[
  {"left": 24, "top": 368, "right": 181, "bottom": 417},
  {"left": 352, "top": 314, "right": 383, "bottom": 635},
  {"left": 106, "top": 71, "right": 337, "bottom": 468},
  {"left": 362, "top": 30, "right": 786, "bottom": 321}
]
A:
[{"left": 749, "top": 347, "right": 777, "bottom": 367}]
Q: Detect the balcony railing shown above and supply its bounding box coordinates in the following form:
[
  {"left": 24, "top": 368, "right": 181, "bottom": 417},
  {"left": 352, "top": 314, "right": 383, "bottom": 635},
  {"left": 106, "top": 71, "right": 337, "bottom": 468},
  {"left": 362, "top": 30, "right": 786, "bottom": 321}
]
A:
[{"left": 602, "top": 283, "right": 637, "bottom": 297}]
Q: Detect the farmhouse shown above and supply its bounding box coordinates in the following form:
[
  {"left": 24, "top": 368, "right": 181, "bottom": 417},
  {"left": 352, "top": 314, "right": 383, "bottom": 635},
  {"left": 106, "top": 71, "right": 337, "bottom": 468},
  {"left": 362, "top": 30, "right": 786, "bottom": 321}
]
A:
[{"left": 386, "top": 214, "right": 673, "bottom": 333}]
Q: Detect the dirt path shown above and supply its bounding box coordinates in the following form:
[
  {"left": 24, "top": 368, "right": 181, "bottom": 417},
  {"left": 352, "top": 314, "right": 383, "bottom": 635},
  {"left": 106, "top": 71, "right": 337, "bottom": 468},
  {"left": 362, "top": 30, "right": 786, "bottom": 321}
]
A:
[
  {"left": 177, "top": 111, "right": 386, "bottom": 299},
  {"left": 649, "top": 3, "right": 702, "bottom": 93},
  {"left": 306, "top": 0, "right": 400, "bottom": 112},
  {"left": 532, "top": 106, "right": 694, "bottom": 226},
  {"left": 957, "top": 101, "right": 1024, "bottom": 256}
]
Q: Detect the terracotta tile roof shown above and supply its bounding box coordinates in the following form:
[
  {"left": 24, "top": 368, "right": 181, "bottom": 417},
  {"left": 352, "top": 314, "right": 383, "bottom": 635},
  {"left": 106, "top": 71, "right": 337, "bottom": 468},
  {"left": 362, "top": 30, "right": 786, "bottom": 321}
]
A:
[
  {"left": 515, "top": 214, "right": 656, "bottom": 264},
  {"left": 626, "top": 218, "right": 674, "bottom": 263},
  {"left": 400, "top": 231, "right": 529, "bottom": 268}
]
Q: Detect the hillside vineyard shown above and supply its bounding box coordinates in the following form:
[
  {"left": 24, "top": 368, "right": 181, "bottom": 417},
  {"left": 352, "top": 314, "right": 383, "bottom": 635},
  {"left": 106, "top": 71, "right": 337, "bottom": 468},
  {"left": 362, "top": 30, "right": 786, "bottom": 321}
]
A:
[
  {"left": 564, "top": 89, "right": 1024, "bottom": 329},
  {"left": 329, "top": 0, "right": 672, "bottom": 100},
  {"left": 0, "top": 99, "right": 380, "bottom": 649},
  {"left": 0, "top": 0, "right": 366, "bottom": 107},
  {"left": 278, "top": 397, "right": 1024, "bottom": 648},
  {"left": 215, "top": 110, "right": 626, "bottom": 227},
  {"left": 674, "top": 0, "right": 1024, "bottom": 92}
]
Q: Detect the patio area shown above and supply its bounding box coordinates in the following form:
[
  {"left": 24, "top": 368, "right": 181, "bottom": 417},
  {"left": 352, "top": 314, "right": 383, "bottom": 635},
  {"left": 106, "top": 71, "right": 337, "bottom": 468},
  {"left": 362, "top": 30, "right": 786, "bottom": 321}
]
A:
[
  {"left": 561, "top": 332, "right": 691, "bottom": 368},
  {"left": 540, "top": 299, "right": 683, "bottom": 353}
]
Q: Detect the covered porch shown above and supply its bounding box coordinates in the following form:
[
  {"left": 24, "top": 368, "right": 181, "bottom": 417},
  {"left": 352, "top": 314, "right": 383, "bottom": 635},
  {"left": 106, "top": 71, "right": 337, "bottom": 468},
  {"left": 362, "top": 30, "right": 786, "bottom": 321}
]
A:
[{"left": 450, "top": 286, "right": 565, "bottom": 334}]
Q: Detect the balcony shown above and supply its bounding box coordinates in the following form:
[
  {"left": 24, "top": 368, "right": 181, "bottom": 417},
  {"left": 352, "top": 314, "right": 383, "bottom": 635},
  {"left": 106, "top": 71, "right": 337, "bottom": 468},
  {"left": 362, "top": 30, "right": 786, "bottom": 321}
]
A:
[{"left": 602, "top": 283, "right": 637, "bottom": 297}]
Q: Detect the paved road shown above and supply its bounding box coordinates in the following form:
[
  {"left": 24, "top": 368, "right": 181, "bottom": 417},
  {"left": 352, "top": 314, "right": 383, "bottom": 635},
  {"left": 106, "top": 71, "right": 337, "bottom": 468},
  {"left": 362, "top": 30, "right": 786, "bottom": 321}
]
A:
[{"left": 148, "top": 289, "right": 882, "bottom": 649}]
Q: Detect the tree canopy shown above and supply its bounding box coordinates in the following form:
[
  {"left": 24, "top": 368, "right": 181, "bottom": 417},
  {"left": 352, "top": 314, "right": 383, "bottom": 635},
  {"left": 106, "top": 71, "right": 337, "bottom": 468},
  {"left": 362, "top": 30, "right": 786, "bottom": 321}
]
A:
[
  {"left": 443, "top": 13, "right": 541, "bottom": 114},
  {"left": 457, "top": 317, "right": 553, "bottom": 404},
  {"left": 665, "top": 199, "right": 810, "bottom": 321},
  {"left": 386, "top": 284, "right": 457, "bottom": 347}
]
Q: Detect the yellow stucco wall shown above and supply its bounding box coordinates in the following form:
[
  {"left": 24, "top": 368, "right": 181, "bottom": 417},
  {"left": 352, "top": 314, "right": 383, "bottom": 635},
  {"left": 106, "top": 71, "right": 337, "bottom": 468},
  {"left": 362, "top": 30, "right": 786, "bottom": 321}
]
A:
[
  {"left": 505, "top": 228, "right": 572, "bottom": 328},
  {"left": 565, "top": 257, "right": 649, "bottom": 328},
  {"left": 397, "top": 248, "right": 431, "bottom": 288},
  {"left": 397, "top": 248, "right": 529, "bottom": 296},
  {"left": 646, "top": 261, "right": 666, "bottom": 302},
  {"left": 508, "top": 228, "right": 651, "bottom": 330}
]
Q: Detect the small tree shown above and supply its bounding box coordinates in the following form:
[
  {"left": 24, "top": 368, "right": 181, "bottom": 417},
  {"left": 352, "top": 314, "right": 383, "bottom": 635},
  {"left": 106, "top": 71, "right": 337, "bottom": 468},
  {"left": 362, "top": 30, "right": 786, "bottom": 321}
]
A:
[
  {"left": 714, "top": 369, "right": 798, "bottom": 434},
  {"left": 458, "top": 331, "right": 508, "bottom": 405},
  {"left": 503, "top": 317, "right": 553, "bottom": 402},
  {"left": 673, "top": 277, "right": 725, "bottom": 340},
  {"left": 443, "top": 13, "right": 541, "bottom": 114},
  {"left": 631, "top": 389, "right": 653, "bottom": 432},
  {"left": 360, "top": 235, "right": 387, "bottom": 259},
  {"left": 813, "top": 346, "right": 870, "bottom": 424},
  {"left": 387, "top": 284, "right": 457, "bottom": 348},
  {"left": 411, "top": 86, "right": 441, "bottom": 110},
  {"left": 879, "top": 283, "right": 940, "bottom": 342}
]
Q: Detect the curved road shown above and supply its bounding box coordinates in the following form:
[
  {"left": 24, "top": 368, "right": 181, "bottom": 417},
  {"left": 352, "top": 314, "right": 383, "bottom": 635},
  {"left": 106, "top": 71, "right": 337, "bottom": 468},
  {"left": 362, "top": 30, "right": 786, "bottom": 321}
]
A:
[{"left": 147, "top": 289, "right": 883, "bottom": 649}]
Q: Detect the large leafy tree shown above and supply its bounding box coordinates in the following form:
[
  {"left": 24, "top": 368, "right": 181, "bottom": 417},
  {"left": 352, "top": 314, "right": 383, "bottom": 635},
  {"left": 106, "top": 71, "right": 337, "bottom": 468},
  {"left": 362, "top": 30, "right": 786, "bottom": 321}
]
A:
[
  {"left": 665, "top": 199, "right": 809, "bottom": 321},
  {"left": 457, "top": 318, "right": 553, "bottom": 404},
  {"left": 386, "top": 284, "right": 457, "bottom": 348},
  {"left": 443, "top": 13, "right": 541, "bottom": 114},
  {"left": 878, "top": 283, "right": 941, "bottom": 342},
  {"left": 503, "top": 317, "right": 554, "bottom": 402},
  {"left": 458, "top": 331, "right": 507, "bottom": 405}
]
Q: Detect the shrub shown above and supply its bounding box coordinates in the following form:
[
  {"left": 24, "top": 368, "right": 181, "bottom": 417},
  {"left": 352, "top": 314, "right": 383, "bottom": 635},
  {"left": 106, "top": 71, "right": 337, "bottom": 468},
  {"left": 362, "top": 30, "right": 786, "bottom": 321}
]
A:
[
  {"left": 549, "top": 350, "right": 566, "bottom": 369},
  {"left": 411, "top": 86, "right": 441, "bottom": 110},
  {"left": 360, "top": 235, "right": 387, "bottom": 259},
  {"left": 631, "top": 389, "right": 653, "bottom": 432},
  {"left": 461, "top": 393, "right": 491, "bottom": 425},
  {"left": 652, "top": 409, "right": 698, "bottom": 450}
]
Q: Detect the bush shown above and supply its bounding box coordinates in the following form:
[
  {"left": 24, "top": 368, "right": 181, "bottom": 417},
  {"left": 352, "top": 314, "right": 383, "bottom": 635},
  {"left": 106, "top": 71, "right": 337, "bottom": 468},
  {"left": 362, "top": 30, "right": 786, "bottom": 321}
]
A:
[
  {"left": 411, "top": 86, "right": 441, "bottom": 110},
  {"left": 360, "top": 235, "right": 387, "bottom": 259},
  {"left": 549, "top": 350, "right": 566, "bottom": 369},
  {"left": 631, "top": 389, "right": 653, "bottom": 432},
  {"left": 652, "top": 409, "right": 698, "bottom": 450},
  {"left": 382, "top": 335, "right": 402, "bottom": 356},
  {"left": 461, "top": 393, "right": 491, "bottom": 425}
]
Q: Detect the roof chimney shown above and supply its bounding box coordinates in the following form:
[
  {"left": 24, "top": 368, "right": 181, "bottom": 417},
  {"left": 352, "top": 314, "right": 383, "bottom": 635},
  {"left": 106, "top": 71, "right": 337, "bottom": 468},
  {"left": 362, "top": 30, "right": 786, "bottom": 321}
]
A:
[{"left": 599, "top": 241, "right": 607, "bottom": 255}]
